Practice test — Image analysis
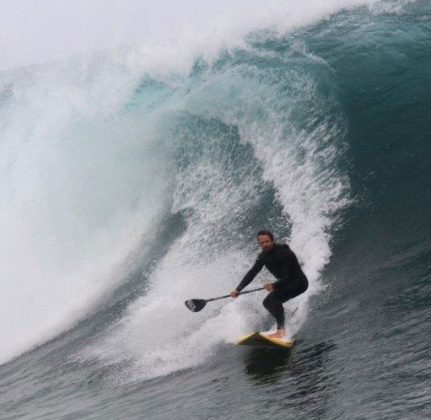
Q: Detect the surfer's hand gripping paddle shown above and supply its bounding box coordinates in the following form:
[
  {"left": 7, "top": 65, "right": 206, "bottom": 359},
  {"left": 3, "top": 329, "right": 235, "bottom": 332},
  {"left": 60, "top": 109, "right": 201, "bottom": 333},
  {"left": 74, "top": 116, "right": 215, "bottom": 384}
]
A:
[{"left": 184, "top": 286, "right": 265, "bottom": 312}]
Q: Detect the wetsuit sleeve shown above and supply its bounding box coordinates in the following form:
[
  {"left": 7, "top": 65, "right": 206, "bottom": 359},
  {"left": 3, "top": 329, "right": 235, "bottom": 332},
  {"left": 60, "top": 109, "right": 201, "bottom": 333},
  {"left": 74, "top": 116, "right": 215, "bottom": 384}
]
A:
[{"left": 236, "top": 256, "right": 264, "bottom": 292}]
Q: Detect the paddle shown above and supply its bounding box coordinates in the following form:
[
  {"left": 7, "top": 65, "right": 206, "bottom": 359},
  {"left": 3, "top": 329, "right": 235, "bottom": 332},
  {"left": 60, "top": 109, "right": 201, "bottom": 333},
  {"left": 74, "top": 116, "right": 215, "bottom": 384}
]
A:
[{"left": 185, "top": 286, "right": 265, "bottom": 312}]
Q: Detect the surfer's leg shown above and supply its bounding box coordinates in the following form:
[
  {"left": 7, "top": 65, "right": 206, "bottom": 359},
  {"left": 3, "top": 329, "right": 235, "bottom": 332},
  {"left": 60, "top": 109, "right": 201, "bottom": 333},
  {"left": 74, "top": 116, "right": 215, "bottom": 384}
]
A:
[
  {"left": 263, "top": 281, "right": 308, "bottom": 338},
  {"left": 262, "top": 292, "right": 286, "bottom": 336},
  {"left": 262, "top": 293, "right": 276, "bottom": 319}
]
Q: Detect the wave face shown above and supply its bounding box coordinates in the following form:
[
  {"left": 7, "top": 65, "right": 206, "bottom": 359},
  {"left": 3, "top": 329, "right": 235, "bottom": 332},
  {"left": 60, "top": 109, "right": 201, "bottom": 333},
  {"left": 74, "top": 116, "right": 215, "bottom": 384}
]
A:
[{"left": 0, "top": 1, "right": 430, "bottom": 419}]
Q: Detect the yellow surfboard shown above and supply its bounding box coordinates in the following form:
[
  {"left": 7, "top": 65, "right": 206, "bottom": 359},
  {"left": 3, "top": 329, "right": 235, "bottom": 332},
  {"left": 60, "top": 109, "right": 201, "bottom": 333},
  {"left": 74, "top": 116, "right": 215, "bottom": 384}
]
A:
[{"left": 237, "top": 332, "right": 294, "bottom": 349}]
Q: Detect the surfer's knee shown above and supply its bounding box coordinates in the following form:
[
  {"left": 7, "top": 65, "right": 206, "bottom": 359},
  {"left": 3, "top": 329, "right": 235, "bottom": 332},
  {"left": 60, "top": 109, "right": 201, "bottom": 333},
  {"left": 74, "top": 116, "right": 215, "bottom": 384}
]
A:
[
  {"left": 263, "top": 291, "right": 281, "bottom": 310},
  {"left": 262, "top": 294, "right": 272, "bottom": 310}
]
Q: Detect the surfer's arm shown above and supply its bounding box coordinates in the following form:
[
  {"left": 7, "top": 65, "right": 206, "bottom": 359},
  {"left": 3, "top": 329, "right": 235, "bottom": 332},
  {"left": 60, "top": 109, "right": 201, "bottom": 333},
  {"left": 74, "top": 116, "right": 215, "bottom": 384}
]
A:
[{"left": 235, "top": 257, "right": 264, "bottom": 292}]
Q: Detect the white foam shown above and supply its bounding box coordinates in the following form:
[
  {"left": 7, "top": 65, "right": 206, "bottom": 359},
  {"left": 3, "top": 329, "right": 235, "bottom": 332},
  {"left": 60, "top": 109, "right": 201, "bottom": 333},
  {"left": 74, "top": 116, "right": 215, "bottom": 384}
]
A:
[{"left": 0, "top": 59, "right": 173, "bottom": 364}]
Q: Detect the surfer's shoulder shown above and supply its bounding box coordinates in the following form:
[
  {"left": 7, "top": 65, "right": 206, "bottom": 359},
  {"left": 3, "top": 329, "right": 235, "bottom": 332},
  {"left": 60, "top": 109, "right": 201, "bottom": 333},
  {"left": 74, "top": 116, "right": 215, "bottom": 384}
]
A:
[{"left": 275, "top": 243, "right": 292, "bottom": 255}]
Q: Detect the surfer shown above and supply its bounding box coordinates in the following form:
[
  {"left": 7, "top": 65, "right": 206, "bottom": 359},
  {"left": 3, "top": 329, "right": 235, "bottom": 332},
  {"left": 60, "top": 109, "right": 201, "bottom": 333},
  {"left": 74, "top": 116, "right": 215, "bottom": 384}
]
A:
[{"left": 230, "top": 230, "right": 308, "bottom": 339}]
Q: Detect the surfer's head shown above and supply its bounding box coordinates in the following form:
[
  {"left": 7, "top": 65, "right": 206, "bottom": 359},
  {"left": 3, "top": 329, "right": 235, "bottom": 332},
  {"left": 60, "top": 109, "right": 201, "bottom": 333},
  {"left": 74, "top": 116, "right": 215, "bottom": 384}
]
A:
[{"left": 257, "top": 230, "right": 274, "bottom": 252}]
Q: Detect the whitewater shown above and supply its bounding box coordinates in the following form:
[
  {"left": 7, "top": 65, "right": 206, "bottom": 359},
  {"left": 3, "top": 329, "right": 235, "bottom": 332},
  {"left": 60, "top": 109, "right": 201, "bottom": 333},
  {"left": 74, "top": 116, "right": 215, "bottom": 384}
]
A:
[{"left": 0, "top": 0, "right": 430, "bottom": 419}]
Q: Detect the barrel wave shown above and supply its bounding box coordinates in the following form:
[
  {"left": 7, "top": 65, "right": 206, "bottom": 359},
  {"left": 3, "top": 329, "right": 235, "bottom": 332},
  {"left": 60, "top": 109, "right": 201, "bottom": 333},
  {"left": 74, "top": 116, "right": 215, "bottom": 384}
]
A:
[{"left": 0, "top": 1, "right": 430, "bottom": 419}]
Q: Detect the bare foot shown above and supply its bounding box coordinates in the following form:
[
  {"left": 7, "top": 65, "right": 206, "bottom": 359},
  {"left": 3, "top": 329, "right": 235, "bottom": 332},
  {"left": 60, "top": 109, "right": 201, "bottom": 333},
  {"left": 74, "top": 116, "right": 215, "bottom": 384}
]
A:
[{"left": 267, "top": 329, "right": 286, "bottom": 339}]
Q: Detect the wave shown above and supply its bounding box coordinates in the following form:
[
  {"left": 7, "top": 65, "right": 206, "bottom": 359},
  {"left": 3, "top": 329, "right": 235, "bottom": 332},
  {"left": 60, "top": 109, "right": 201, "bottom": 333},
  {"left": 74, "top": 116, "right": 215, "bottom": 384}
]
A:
[{"left": 0, "top": 0, "right": 426, "bottom": 372}]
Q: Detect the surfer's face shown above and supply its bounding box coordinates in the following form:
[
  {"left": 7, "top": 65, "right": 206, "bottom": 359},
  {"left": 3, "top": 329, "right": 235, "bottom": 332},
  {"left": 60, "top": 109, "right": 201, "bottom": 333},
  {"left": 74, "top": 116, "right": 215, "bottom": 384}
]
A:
[{"left": 258, "top": 234, "right": 274, "bottom": 252}]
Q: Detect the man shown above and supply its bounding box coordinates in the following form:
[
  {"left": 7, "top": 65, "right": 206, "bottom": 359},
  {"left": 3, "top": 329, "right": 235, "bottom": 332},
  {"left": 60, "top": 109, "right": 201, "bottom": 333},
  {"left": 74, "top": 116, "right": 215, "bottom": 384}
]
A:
[{"left": 230, "top": 230, "right": 308, "bottom": 338}]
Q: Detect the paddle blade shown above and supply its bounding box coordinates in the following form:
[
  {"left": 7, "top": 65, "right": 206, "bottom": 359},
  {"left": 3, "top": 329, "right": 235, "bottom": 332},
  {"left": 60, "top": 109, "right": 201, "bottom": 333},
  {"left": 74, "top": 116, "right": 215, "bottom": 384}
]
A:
[{"left": 184, "top": 299, "right": 207, "bottom": 312}]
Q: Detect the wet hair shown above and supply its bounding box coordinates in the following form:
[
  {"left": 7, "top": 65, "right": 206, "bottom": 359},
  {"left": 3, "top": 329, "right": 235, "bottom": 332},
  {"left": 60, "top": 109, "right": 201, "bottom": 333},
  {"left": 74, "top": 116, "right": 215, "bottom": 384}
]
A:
[{"left": 257, "top": 230, "right": 274, "bottom": 241}]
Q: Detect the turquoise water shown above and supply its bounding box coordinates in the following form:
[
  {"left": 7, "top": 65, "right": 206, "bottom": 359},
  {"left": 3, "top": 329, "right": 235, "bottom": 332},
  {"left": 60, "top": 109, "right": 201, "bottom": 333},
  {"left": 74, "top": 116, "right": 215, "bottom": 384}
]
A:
[{"left": 0, "top": 1, "right": 430, "bottom": 419}]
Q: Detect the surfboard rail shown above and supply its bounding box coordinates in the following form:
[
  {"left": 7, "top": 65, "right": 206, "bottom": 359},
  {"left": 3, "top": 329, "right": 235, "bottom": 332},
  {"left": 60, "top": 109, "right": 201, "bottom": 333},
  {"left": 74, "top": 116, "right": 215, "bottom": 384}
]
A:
[{"left": 237, "top": 332, "right": 294, "bottom": 349}]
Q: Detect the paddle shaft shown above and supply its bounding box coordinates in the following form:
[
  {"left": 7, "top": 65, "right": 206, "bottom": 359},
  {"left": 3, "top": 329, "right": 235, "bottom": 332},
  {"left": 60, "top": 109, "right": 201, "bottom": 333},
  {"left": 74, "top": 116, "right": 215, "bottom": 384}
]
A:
[{"left": 205, "top": 286, "right": 265, "bottom": 302}]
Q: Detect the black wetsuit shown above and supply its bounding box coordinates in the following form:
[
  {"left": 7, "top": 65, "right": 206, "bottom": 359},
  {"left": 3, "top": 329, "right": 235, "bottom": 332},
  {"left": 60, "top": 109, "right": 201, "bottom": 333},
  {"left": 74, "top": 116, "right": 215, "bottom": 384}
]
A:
[{"left": 236, "top": 243, "right": 308, "bottom": 329}]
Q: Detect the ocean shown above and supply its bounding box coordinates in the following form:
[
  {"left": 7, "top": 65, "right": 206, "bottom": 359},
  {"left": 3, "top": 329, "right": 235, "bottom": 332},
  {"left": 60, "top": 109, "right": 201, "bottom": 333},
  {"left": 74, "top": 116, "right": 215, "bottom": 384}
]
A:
[{"left": 0, "top": 0, "right": 430, "bottom": 419}]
